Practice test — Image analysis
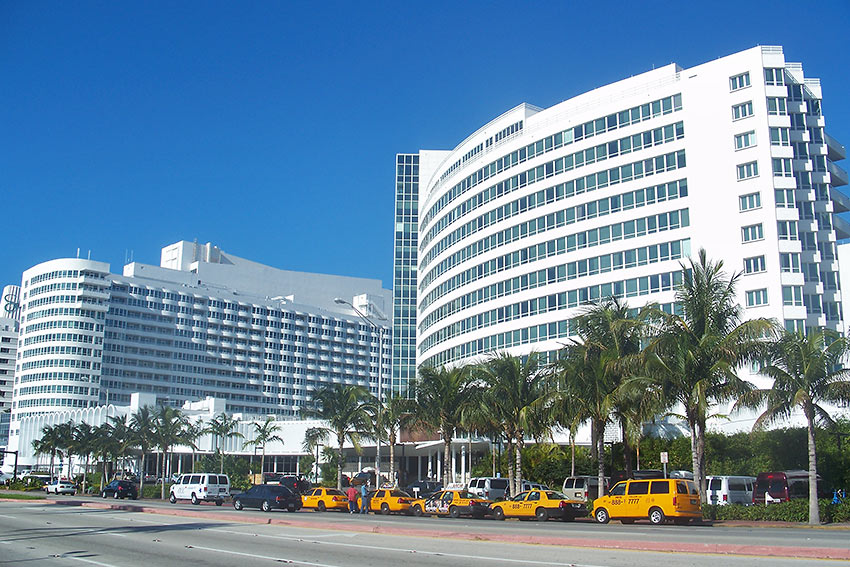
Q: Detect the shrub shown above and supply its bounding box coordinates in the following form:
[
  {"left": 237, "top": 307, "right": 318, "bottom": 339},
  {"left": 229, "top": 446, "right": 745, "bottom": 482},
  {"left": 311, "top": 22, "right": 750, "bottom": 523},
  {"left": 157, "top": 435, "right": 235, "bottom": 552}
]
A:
[
  {"left": 702, "top": 499, "right": 837, "bottom": 523},
  {"left": 142, "top": 483, "right": 170, "bottom": 499}
]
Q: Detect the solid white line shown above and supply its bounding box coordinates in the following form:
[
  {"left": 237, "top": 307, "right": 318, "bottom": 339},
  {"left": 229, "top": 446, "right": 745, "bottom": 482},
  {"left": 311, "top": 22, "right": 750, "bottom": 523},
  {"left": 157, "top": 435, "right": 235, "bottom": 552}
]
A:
[
  {"left": 104, "top": 532, "right": 128, "bottom": 537},
  {"left": 60, "top": 555, "right": 121, "bottom": 567},
  {"left": 187, "top": 544, "right": 343, "bottom": 567},
  {"left": 0, "top": 514, "right": 17, "bottom": 519},
  {"left": 205, "top": 528, "right": 610, "bottom": 567}
]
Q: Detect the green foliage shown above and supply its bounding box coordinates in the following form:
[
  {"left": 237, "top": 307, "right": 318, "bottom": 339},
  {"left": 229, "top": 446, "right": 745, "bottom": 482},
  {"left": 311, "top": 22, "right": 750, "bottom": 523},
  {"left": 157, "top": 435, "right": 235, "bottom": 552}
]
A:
[
  {"left": 142, "top": 483, "right": 167, "bottom": 499},
  {"left": 319, "top": 447, "right": 339, "bottom": 487},
  {"left": 471, "top": 444, "right": 597, "bottom": 487},
  {"left": 703, "top": 499, "right": 849, "bottom": 523},
  {"left": 299, "top": 455, "right": 315, "bottom": 477},
  {"left": 197, "top": 453, "right": 252, "bottom": 491}
]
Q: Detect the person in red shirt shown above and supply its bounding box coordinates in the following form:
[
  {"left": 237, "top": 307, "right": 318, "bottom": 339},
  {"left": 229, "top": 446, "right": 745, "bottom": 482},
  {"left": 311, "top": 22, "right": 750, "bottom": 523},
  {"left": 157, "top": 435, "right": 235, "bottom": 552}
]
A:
[{"left": 346, "top": 485, "right": 359, "bottom": 513}]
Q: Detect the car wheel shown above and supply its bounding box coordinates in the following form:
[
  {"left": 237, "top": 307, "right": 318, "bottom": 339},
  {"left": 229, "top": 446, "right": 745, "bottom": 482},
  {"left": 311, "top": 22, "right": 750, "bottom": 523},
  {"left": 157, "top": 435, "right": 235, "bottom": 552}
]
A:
[
  {"left": 493, "top": 507, "right": 505, "bottom": 521},
  {"left": 234, "top": 499, "right": 244, "bottom": 511},
  {"left": 381, "top": 503, "right": 390, "bottom": 515},
  {"left": 114, "top": 491, "right": 120, "bottom": 500},
  {"left": 261, "top": 500, "right": 272, "bottom": 513},
  {"left": 412, "top": 504, "right": 423, "bottom": 517},
  {"left": 102, "top": 491, "right": 107, "bottom": 499},
  {"left": 649, "top": 507, "right": 665, "bottom": 525},
  {"left": 535, "top": 508, "right": 549, "bottom": 522},
  {"left": 595, "top": 507, "right": 610, "bottom": 524},
  {"left": 215, "top": 500, "right": 223, "bottom": 507},
  {"left": 191, "top": 493, "right": 199, "bottom": 505},
  {"left": 317, "top": 501, "right": 326, "bottom": 512},
  {"left": 449, "top": 505, "right": 460, "bottom": 519},
  {"left": 169, "top": 493, "right": 177, "bottom": 504}
]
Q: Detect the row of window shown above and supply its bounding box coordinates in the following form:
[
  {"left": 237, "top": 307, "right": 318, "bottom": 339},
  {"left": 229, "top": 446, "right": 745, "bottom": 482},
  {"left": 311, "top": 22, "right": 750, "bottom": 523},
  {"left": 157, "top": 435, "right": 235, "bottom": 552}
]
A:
[
  {"left": 420, "top": 120, "right": 685, "bottom": 254},
  {"left": 420, "top": 150, "right": 688, "bottom": 290},
  {"left": 421, "top": 93, "right": 684, "bottom": 231},
  {"left": 419, "top": 237, "right": 689, "bottom": 333},
  {"left": 744, "top": 285, "right": 804, "bottom": 308}
]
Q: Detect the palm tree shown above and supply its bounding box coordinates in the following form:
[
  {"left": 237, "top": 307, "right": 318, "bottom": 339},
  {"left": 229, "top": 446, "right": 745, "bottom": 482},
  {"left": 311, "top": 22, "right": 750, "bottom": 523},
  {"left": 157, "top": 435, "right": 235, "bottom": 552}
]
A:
[
  {"left": 130, "top": 405, "right": 157, "bottom": 498},
  {"left": 737, "top": 329, "right": 850, "bottom": 524},
  {"left": 72, "top": 422, "right": 97, "bottom": 495},
  {"left": 375, "top": 394, "right": 416, "bottom": 485},
  {"left": 180, "top": 420, "right": 206, "bottom": 474},
  {"left": 54, "top": 421, "right": 76, "bottom": 478},
  {"left": 33, "top": 424, "right": 64, "bottom": 478},
  {"left": 302, "top": 426, "right": 328, "bottom": 483},
  {"left": 244, "top": 417, "right": 283, "bottom": 480},
  {"left": 93, "top": 422, "right": 118, "bottom": 490},
  {"left": 107, "top": 415, "right": 136, "bottom": 480},
  {"left": 411, "top": 364, "right": 476, "bottom": 486},
  {"left": 640, "top": 249, "right": 772, "bottom": 500},
  {"left": 301, "top": 384, "right": 375, "bottom": 490},
  {"left": 154, "top": 406, "right": 187, "bottom": 499},
  {"left": 477, "top": 352, "right": 549, "bottom": 496},
  {"left": 206, "top": 412, "right": 244, "bottom": 474}
]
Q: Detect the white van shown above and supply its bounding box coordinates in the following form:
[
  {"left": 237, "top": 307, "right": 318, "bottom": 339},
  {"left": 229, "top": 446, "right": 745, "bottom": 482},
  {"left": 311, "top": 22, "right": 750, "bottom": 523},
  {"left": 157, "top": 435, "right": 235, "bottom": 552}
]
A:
[
  {"left": 169, "top": 473, "right": 230, "bottom": 506},
  {"left": 706, "top": 475, "right": 755, "bottom": 505},
  {"left": 467, "top": 477, "right": 510, "bottom": 500},
  {"left": 562, "top": 476, "right": 608, "bottom": 502}
]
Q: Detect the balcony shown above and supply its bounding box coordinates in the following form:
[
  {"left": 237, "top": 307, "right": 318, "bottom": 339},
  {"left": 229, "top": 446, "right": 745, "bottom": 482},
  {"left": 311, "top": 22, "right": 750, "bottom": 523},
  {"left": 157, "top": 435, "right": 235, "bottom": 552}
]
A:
[
  {"left": 828, "top": 160, "right": 849, "bottom": 187},
  {"left": 833, "top": 215, "right": 850, "bottom": 240},
  {"left": 826, "top": 132, "right": 847, "bottom": 161}
]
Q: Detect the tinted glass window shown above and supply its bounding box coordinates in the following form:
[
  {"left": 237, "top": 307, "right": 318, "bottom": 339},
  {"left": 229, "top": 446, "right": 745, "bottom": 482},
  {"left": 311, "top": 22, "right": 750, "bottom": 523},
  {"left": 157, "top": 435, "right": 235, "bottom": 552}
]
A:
[
  {"left": 676, "top": 481, "right": 688, "bottom": 494},
  {"left": 628, "top": 481, "right": 649, "bottom": 495},
  {"left": 181, "top": 476, "right": 190, "bottom": 484},
  {"left": 390, "top": 491, "right": 410, "bottom": 497},
  {"left": 490, "top": 479, "right": 508, "bottom": 489},
  {"left": 527, "top": 492, "right": 540, "bottom": 501},
  {"left": 610, "top": 483, "right": 626, "bottom": 496},
  {"left": 687, "top": 481, "right": 698, "bottom": 495},
  {"left": 328, "top": 489, "right": 344, "bottom": 496},
  {"left": 650, "top": 481, "right": 670, "bottom": 494},
  {"left": 190, "top": 475, "right": 201, "bottom": 484},
  {"left": 709, "top": 479, "right": 722, "bottom": 491},
  {"left": 789, "top": 479, "right": 808, "bottom": 498},
  {"left": 511, "top": 492, "right": 528, "bottom": 501},
  {"left": 574, "top": 479, "right": 585, "bottom": 489},
  {"left": 441, "top": 492, "right": 453, "bottom": 502},
  {"left": 563, "top": 479, "right": 574, "bottom": 489},
  {"left": 728, "top": 480, "right": 746, "bottom": 491}
]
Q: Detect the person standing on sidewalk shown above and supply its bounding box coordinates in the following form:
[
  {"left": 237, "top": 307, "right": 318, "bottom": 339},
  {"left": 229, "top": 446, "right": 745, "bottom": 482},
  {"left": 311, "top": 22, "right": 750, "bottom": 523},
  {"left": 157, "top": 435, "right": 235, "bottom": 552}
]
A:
[
  {"left": 359, "top": 482, "right": 370, "bottom": 514},
  {"left": 346, "top": 484, "right": 359, "bottom": 513}
]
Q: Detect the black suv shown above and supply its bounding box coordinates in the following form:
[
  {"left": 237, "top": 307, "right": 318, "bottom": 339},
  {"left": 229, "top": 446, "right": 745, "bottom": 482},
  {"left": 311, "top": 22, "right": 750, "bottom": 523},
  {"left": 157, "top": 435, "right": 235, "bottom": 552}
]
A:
[
  {"left": 233, "top": 484, "right": 302, "bottom": 512},
  {"left": 101, "top": 480, "right": 138, "bottom": 500}
]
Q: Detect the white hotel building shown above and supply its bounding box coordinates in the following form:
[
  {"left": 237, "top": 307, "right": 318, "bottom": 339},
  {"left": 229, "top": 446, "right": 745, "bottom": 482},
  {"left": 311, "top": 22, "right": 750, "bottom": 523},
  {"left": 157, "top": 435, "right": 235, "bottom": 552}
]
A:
[
  {"left": 394, "top": 46, "right": 848, "bottom": 403},
  {"left": 9, "top": 241, "right": 391, "bottom": 445}
]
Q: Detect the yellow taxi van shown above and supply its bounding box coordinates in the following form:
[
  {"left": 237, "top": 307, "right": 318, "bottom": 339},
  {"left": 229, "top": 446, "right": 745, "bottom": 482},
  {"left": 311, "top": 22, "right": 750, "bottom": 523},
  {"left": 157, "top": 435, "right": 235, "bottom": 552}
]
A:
[{"left": 592, "top": 478, "right": 701, "bottom": 525}]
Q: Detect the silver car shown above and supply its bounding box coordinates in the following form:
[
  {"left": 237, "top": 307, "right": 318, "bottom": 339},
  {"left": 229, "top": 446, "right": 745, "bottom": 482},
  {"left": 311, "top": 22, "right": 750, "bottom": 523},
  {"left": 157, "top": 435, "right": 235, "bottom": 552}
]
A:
[{"left": 45, "top": 479, "right": 76, "bottom": 495}]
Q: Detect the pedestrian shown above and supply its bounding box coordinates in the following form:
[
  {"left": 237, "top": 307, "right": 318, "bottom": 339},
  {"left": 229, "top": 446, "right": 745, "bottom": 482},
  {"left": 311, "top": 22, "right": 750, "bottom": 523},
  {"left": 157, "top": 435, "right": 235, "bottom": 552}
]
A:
[
  {"left": 359, "top": 482, "right": 370, "bottom": 514},
  {"left": 346, "top": 484, "right": 359, "bottom": 514}
]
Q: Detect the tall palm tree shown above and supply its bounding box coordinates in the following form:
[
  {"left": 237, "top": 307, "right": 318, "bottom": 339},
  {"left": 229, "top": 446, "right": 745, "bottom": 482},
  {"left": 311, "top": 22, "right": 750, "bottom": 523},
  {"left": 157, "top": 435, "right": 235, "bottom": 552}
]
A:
[
  {"left": 375, "top": 394, "right": 416, "bottom": 485},
  {"left": 54, "top": 421, "right": 76, "bottom": 478},
  {"left": 33, "top": 424, "right": 64, "bottom": 478},
  {"left": 641, "top": 249, "right": 772, "bottom": 500},
  {"left": 154, "top": 406, "right": 187, "bottom": 499},
  {"left": 302, "top": 384, "right": 375, "bottom": 490},
  {"left": 180, "top": 420, "right": 206, "bottom": 474},
  {"left": 244, "top": 417, "right": 283, "bottom": 479},
  {"left": 477, "top": 352, "right": 549, "bottom": 496},
  {"left": 130, "top": 405, "right": 157, "bottom": 498},
  {"left": 72, "top": 422, "right": 97, "bottom": 495},
  {"left": 206, "top": 412, "right": 244, "bottom": 474},
  {"left": 93, "top": 422, "right": 119, "bottom": 490},
  {"left": 411, "top": 364, "right": 476, "bottom": 486},
  {"left": 302, "top": 426, "right": 328, "bottom": 483},
  {"left": 737, "top": 329, "right": 850, "bottom": 524}
]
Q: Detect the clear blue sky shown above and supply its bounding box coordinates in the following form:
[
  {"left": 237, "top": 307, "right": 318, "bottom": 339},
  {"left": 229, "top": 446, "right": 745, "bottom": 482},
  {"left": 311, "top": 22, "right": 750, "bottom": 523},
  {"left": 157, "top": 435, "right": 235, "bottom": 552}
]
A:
[{"left": 2, "top": 1, "right": 849, "bottom": 291}]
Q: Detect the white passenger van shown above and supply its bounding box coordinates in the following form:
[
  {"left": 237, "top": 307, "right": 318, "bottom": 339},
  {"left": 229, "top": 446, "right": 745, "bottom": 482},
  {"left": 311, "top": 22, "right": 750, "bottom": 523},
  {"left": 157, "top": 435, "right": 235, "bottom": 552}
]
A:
[
  {"left": 169, "top": 473, "right": 230, "bottom": 505},
  {"left": 705, "top": 475, "right": 755, "bottom": 505}
]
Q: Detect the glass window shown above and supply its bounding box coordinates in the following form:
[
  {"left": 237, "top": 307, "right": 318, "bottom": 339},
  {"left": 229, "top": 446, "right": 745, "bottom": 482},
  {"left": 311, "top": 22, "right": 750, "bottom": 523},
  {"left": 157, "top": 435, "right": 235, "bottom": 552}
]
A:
[
  {"left": 628, "top": 481, "right": 649, "bottom": 495},
  {"left": 610, "top": 483, "right": 627, "bottom": 496},
  {"left": 746, "top": 289, "right": 768, "bottom": 307},
  {"left": 767, "top": 97, "right": 788, "bottom": 115},
  {"left": 737, "top": 161, "right": 759, "bottom": 180},
  {"left": 770, "top": 127, "right": 790, "bottom": 146},
  {"left": 650, "top": 481, "right": 670, "bottom": 494},
  {"left": 734, "top": 131, "right": 757, "bottom": 150},
  {"left": 783, "top": 285, "right": 804, "bottom": 306},
  {"left": 730, "top": 72, "right": 751, "bottom": 91},
  {"left": 742, "top": 223, "right": 764, "bottom": 242},
  {"left": 780, "top": 253, "right": 801, "bottom": 273},
  {"left": 732, "top": 101, "right": 754, "bottom": 120},
  {"left": 739, "top": 192, "right": 761, "bottom": 211},
  {"left": 743, "top": 256, "right": 765, "bottom": 274}
]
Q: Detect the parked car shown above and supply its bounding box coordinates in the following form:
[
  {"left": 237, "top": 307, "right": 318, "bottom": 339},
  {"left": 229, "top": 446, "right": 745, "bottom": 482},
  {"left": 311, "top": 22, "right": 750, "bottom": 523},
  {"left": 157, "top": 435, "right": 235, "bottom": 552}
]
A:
[
  {"left": 169, "top": 473, "right": 230, "bottom": 505},
  {"left": 520, "top": 481, "right": 550, "bottom": 492},
  {"left": 753, "top": 470, "right": 829, "bottom": 504},
  {"left": 410, "top": 489, "right": 493, "bottom": 518},
  {"left": 706, "top": 475, "right": 755, "bottom": 505},
  {"left": 562, "top": 476, "right": 608, "bottom": 502},
  {"left": 467, "top": 477, "right": 510, "bottom": 501},
  {"left": 358, "top": 488, "right": 415, "bottom": 515},
  {"left": 233, "top": 484, "right": 302, "bottom": 512},
  {"left": 489, "top": 489, "right": 587, "bottom": 521},
  {"left": 101, "top": 480, "right": 138, "bottom": 500},
  {"left": 44, "top": 479, "right": 76, "bottom": 495},
  {"left": 593, "top": 478, "right": 701, "bottom": 525},
  {"left": 301, "top": 487, "right": 349, "bottom": 512}
]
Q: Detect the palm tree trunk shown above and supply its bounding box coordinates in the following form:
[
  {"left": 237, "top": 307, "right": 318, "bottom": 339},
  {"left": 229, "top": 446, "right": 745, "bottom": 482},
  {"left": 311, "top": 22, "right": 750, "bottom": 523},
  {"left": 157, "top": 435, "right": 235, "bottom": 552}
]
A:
[
  {"left": 443, "top": 436, "right": 452, "bottom": 485},
  {"left": 388, "top": 432, "right": 396, "bottom": 486},
  {"left": 688, "top": 417, "right": 703, "bottom": 500},
  {"left": 260, "top": 447, "right": 266, "bottom": 480},
  {"left": 139, "top": 451, "right": 146, "bottom": 499},
  {"left": 505, "top": 433, "right": 515, "bottom": 497},
  {"left": 49, "top": 452, "right": 55, "bottom": 479},
  {"left": 570, "top": 428, "right": 576, "bottom": 477},
  {"left": 514, "top": 430, "right": 524, "bottom": 497},
  {"left": 337, "top": 438, "right": 344, "bottom": 491},
  {"left": 621, "top": 421, "right": 633, "bottom": 478},
  {"left": 596, "top": 420, "right": 606, "bottom": 498},
  {"left": 806, "top": 408, "right": 820, "bottom": 524},
  {"left": 696, "top": 417, "right": 707, "bottom": 502}
]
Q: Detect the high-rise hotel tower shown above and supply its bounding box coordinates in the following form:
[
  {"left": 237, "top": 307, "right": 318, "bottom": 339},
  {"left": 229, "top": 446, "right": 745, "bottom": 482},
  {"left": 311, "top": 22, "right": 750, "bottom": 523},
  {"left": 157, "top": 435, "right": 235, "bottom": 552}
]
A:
[{"left": 393, "top": 46, "right": 847, "bottom": 388}]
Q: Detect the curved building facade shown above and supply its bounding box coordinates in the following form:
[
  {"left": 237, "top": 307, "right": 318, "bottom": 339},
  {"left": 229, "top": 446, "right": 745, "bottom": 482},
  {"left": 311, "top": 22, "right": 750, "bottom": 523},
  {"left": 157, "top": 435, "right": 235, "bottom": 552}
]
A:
[{"left": 393, "top": 45, "right": 847, "bottom": 383}]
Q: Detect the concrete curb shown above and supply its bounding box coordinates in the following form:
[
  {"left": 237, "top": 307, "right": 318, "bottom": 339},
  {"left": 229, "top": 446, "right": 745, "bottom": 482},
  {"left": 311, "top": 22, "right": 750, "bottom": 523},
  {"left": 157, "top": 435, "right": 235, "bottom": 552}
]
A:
[{"left": 17, "top": 498, "right": 850, "bottom": 561}]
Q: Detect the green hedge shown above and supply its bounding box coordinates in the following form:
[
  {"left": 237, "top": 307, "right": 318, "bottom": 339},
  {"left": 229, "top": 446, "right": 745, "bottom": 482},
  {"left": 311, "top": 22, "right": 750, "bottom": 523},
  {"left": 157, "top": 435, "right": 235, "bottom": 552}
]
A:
[
  {"left": 141, "top": 483, "right": 171, "bottom": 499},
  {"left": 703, "top": 499, "right": 850, "bottom": 523}
]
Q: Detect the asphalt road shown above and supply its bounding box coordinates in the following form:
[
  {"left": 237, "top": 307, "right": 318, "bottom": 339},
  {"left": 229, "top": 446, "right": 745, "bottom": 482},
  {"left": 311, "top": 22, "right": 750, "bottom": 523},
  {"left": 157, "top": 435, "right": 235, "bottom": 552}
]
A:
[{"left": 0, "top": 499, "right": 848, "bottom": 567}]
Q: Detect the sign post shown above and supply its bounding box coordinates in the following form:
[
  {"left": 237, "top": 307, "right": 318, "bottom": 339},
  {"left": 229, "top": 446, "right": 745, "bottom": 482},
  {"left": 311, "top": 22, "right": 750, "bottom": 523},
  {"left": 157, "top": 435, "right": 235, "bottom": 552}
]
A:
[{"left": 660, "top": 452, "right": 668, "bottom": 478}]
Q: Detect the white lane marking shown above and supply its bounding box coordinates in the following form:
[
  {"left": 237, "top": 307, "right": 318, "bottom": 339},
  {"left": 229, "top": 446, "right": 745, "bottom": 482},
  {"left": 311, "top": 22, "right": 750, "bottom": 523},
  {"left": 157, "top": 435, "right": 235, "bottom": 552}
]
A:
[
  {"left": 0, "top": 514, "right": 17, "bottom": 519},
  {"left": 0, "top": 541, "right": 11, "bottom": 544},
  {"left": 205, "top": 528, "right": 610, "bottom": 567},
  {"left": 59, "top": 555, "right": 121, "bottom": 567},
  {"left": 187, "top": 544, "right": 342, "bottom": 567},
  {"left": 104, "top": 532, "right": 128, "bottom": 537}
]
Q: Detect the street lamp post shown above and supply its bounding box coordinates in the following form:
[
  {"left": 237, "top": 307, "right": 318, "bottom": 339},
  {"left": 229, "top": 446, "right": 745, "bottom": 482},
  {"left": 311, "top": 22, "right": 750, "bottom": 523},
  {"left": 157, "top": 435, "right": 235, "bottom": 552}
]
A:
[{"left": 334, "top": 297, "right": 386, "bottom": 485}]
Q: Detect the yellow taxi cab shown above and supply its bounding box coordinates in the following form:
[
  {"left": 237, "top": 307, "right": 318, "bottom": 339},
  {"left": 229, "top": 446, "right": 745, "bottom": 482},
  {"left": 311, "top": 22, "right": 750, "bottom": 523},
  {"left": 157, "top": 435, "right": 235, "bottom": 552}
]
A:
[
  {"left": 410, "top": 487, "right": 493, "bottom": 518},
  {"left": 592, "top": 478, "right": 702, "bottom": 525},
  {"left": 301, "top": 487, "right": 349, "bottom": 512},
  {"left": 489, "top": 489, "right": 587, "bottom": 521},
  {"left": 358, "top": 488, "right": 415, "bottom": 514}
]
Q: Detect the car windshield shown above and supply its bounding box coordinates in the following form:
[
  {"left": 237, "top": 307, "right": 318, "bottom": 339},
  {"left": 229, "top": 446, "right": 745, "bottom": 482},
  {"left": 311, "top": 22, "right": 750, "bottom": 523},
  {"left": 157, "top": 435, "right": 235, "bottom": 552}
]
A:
[
  {"left": 511, "top": 492, "right": 528, "bottom": 501},
  {"left": 326, "top": 489, "right": 344, "bottom": 496}
]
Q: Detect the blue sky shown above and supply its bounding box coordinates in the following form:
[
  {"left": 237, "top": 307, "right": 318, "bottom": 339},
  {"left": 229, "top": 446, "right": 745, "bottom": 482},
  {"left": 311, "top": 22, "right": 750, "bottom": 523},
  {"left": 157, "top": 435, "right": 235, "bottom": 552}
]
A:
[{"left": 2, "top": 1, "right": 849, "bottom": 291}]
